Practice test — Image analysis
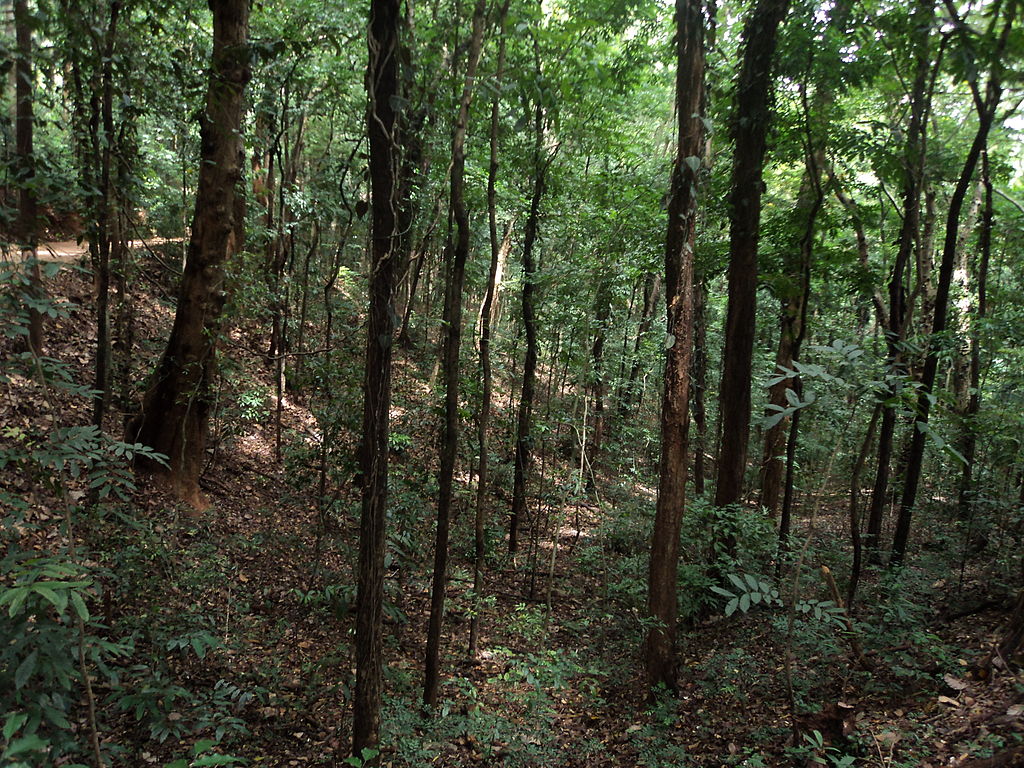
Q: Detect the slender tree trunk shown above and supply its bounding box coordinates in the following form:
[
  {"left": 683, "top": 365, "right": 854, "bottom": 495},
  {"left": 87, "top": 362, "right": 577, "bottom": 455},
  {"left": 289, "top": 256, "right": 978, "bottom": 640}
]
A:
[
  {"left": 847, "top": 403, "right": 882, "bottom": 608},
  {"left": 423, "top": 0, "right": 486, "bottom": 709},
  {"left": 13, "top": 0, "right": 41, "bottom": 357},
  {"left": 621, "top": 272, "right": 660, "bottom": 417},
  {"left": 469, "top": 0, "right": 510, "bottom": 658},
  {"left": 508, "top": 100, "right": 548, "bottom": 555},
  {"left": 866, "top": 0, "right": 935, "bottom": 561},
  {"left": 891, "top": 5, "right": 1014, "bottom": 566},
  {"left": 352, "top": 0, "right": 401, "bottom": 753},
  {"left": 713, "top": 0, "right": 789, "bottom": 511},
  {"left": 956, "top": 153, "right": 990, "bottom": 519},
  {"left": 759, "top": 141, "right": 822, "bottom": 516},
  {"left": 91, "top": 0, "right": 120, "bottom": 428},
  {"left": 691, "top": 273, "right": 707, "bottom": 496},
  {"left": 645, "top": 0, "right": 705, "bottom": 694},
  {"left": 127, "top": 0, "right": 250, "bottom": 506},
  {"left": 585, "top": 279, "right": 612, "bottom": 494}
]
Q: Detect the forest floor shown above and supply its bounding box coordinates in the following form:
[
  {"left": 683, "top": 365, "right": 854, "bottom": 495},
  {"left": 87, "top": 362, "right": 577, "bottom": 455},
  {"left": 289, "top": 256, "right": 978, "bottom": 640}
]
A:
[{"left": 4, "top": 251, "right": 1023, "bottom": 767}]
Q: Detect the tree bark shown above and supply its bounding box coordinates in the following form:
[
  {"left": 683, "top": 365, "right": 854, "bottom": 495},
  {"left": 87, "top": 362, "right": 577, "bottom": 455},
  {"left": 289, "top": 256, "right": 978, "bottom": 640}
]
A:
[
  {"left": 645, "top": 0, "right": 705, "bottom": 694},
  {"left": 423, "top": 0, "right": 486, "bottom": 709},
  {"left": 13, "top": 0, "right": 41, "bottom": 357},
  {"left": 714, "top": 0, "right": 789, "bottom": 511},
  {"left": 957, "top": 152, "right": 991, "bottom": 520},
  {"left": 866, "top": 0, "right": 935, "bottom": 561},
  {"left": 127, "top": 0, "right": 250, "bottom": 506},
  {"left": 352, "top": 0, "right": 401, "bottom": 754},
  {"left": 891, "top": 3, "right": 1014, "bottom": 566},
  {"left": 469, "top": 0, "right": 510, "bottom": 658},
  {"left": 508, "top": 99, "right": 548, "bottom": 555}
]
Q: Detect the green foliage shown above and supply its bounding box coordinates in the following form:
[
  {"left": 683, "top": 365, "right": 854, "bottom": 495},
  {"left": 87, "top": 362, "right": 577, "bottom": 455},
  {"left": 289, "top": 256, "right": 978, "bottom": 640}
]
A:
[{"left": 710, "top": 573, "right": 846, "bottom": 627}]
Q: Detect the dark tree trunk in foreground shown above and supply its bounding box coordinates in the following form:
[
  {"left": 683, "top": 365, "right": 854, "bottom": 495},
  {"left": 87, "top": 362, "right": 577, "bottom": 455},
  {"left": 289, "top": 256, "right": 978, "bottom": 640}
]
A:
[
  {"left": 424, "top": 0, "right": 486, "bottom": 709},
  {"left": 865, "top": 0, "right": 934, "bottom": 560},
  {"left": 714, "top": 0, "right": 789, "bottom": 511},
  {"left": 509, "top": 100, "right": 547, "bottom": 555},
  {"left": 128, "top": 0, "right": 250, "bottom": 506},
  {"left": 891, "top": 4, "right": 1014, "bottom": 567},
  {"left": 645, "top": 0, "right": 705, "bottom": 694},
  {"left": 352, "top": 0, "right": 402, "bottom": 754}
]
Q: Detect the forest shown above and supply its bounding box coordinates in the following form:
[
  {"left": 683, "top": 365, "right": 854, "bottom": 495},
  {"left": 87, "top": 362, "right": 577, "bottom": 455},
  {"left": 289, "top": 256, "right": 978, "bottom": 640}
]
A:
[{"left": 2, "top": 0, "right": 1024, "bottom": 764}]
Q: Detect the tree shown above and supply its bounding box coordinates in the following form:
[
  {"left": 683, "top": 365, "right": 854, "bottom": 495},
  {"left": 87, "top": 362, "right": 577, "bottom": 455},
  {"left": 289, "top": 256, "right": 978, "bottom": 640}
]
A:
[
  {"left": 423, "top": 0, "right": 486, "bottom": 709},
  {"left": 891, "top": 0, "right": 1016, "bottom": 566},
  {"left": 127, "top": 0, "right": 252, "bottom": 504},
  {"left": 714, "top": 0, "right": 790, "bottom": 512},
  {"left": 645, "top": 0, "right": 706, "bottom": 693},
  {"left": 352, "top": 0, "right": 401, "bottom": 752}
]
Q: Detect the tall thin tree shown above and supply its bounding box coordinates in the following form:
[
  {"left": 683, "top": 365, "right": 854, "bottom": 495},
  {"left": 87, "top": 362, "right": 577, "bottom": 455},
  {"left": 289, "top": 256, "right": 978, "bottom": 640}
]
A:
[{"left": 424, "top": 0, "right": 487, "bottom": 709}]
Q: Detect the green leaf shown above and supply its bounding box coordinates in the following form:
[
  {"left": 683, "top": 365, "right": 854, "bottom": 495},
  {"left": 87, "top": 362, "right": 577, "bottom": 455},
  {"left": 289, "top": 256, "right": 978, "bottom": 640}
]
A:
[
  {"left": 193, "top": 739, "right": 219, "bottom": 756},
  {"left": 192, "top": 755, "right": 246, "bottom": 766},
  {"left": 709, "top": 585, "right": 735, "bottom": 598},
  {"left": 163, "top": 760, "right": 189, "bottom": 768},
  {"left": 3, "top": 712, "right": 28, "bottom": 741},
  {"left": 744, "top": 574, "right": 759, "bottom": 590},
  {"left": 15, "top": 650, "right": 38, "bottom": 689},
  {"left": 2, "top": 733, "right": 48, "bottom": 758},
  {"left": 727, "top": 574, "right": 746, "bottom": 592},
  {"left": 739, "top": 593, "right": 750, "bottom": 613},
  {"left": 725, "top": 598, "right": 739, "bottom": 617},
  {"left": 69, "top": 589, "right": 90, "bottom": 621},
  {"left": 34, "top": 584, "right": 68, "bottom": 614}
]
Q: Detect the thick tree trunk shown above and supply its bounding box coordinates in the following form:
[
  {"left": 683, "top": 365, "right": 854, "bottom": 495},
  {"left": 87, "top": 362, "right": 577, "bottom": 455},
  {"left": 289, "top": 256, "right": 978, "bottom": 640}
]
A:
[
  {"left": 891, "top": 5, "right": 1014, "bottom": 566},
  {"left": 645, "top": 0, "right": 704, "bottom": 694},
  {"left": 423, "top": 0, "right": 486, "bottom": 709},
  {"left": 13, "top": 0, "right": 41, "bottom": 357},
  {"left": 351, "top": 0, "right": 401, "bottom": 755},
  {"left": 713, "top": 0, "right": 789, "bottom": 511},
  {"left": 128, "top": 0, "right": 250, "bottom": 506}
]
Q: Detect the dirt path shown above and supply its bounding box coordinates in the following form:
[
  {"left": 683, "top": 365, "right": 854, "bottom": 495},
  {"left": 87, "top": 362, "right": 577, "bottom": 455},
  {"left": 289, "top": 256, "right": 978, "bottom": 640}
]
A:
[{"left": 4, "top": 237, "right": 183, "bottom": 265}]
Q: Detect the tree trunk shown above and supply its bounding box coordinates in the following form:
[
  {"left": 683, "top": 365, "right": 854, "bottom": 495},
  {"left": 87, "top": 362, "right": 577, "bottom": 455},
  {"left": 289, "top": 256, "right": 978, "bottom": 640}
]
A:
[
  {"left": 957, "top": 152, "right": 990, "bottom": 520},
  {"left": 866, "top": 0, "right": 934, "bottom": 561},
  {"left": 891, "top": 4, "right": 1014, "bottom": 566},
  {"left": 622, "top": 272, "right": 660, "bottom": 416},
  {"left": 469, "top": 0, "right": 510, "bottom": 659},
  {"left": 127, "top": 0, "right": 250, "bottom": 506},
  {"left": 645, "top": 0, "right": 705, "bottom": 694},
  {"left": 691, "top": 273, "right": 707, "bottom": 496},
  {"left": 585, "top": 278, "right": 612, "bottom": 494},
  {"left": 713, "top": 0, "right": 790, "bottom": 511},
  {"left": 508, "top": 99, "right": 548, "bottom": 555},
  {"left": 423, "top": 0, "right": 486, "bottom": 709},
  {"left": 13, "top": 0, "right": 41, "bottom": 357},
  {"left": 759, "top": 143, "right": 821, "bottom": 517},
  {"left": 352, "top": 0, "right": 401, "bottom": 753}
]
